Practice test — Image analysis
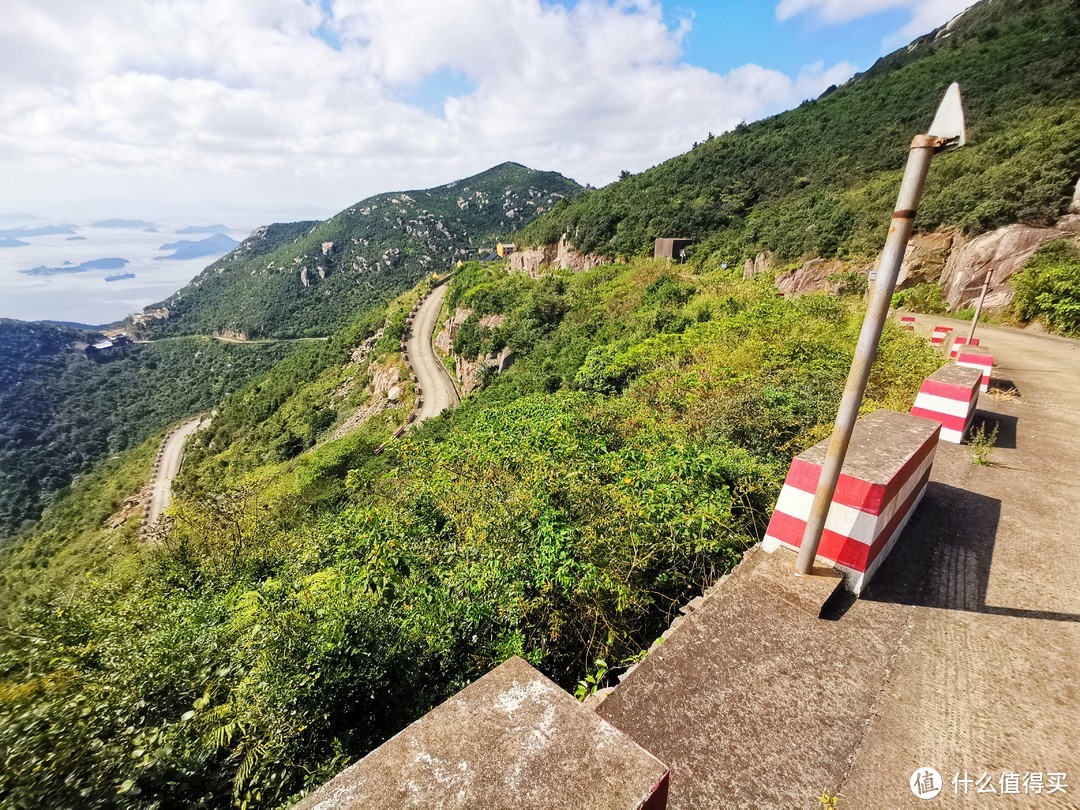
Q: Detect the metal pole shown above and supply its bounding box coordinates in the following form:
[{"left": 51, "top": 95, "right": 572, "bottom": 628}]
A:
[
  {"left": 794, "top": 136, "right": 941, "bottom": 575},
  {"left": 966, "top": 269, "right": 992, "bottom": 343}
]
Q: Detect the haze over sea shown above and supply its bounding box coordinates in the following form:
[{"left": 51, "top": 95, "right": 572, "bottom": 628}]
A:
[{"left": 0, "top": 215, "right": 265, "bottom": 325}]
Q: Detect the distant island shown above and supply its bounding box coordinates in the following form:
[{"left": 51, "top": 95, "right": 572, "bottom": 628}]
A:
[
  {"left": 143, "top": 227, "right": 159, "bottom": 233},
  {"left": 157, "top": 233, "right": 239, "bottom": 260},
  {"left": 0, "top": 225, "right": 78, "bottom": 238},
  {"left": 90, "top": 219, "right": 154, "bottom": 229},
  {"left": 20, "top": 258, "right": 129, "bottom": 276},
  {"left": 104, "top": 272, "right": 136, "bottom": 282},
  {"left": 66, "top": 236, "right": 87, "bottom": 241},
  {"left": 177, "top": 224, "right": 231, "bottom": 234},
  {"left": 0, "top": 238, "right": 29, "bottom": 248}
]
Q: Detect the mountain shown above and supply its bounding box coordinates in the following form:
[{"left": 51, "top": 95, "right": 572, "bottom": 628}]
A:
[
  {"left": 156, "top": 232, "right": 240, "bottom": 260},
  {"left": 0, "top": 238, "right": 29, "bottom": 248},
  {"left": 176, "top": 223, "right": 231, "bottom": 234},
  {"left": 0, "top": 224, "right": 77, "bottom": 238},
  {"left": 519, "top": 0, "right": 1080, "bottom": 264},
  {"left": 137, "top": 162, "right": 581, "bottom": 339}
]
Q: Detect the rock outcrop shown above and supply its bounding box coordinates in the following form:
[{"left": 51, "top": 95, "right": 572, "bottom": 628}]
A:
[
  {"left": 509, "top": 235, "right": 607, "bottom": 277},
  {"left": 434, "top": 308, "right": 514, "bottom": 395},
  {"left": 940, "top": 223, "right": 1070, "bottom": 309},
  {"left": 743, "top": 251, "right": 778, "bottom": 279}
]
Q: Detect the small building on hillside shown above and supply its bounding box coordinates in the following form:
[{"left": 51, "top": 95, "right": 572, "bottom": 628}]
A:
[
  {"left": 496, "top": 242, "right": 517, "bottom": 258},
  {"left": 654, "top": 238, "right": 692, "bottom": 263}
]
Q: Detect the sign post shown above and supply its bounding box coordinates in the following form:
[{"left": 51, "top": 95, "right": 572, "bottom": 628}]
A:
[{"left": 795, "top": 84, "right": 967, "bottom": 577}]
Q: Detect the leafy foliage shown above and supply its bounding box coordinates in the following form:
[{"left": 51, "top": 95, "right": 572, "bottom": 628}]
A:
[
  {"left": 0, "top": 256, "right": 941, "bottom": 807},
  {"left": 1010, "top": 238, "right": 1080, "bottom": 333},
  {"left": 892, "top": 283, "right": 949, "bottom": 315}
]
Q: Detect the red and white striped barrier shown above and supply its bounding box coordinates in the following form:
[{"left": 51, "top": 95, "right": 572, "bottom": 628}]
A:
[
  {"left": 910, "top": 364, "right": 982, "bottom": 443},
  {"left": 948, "top": 335, "right": 979, "bottom": 359},
  {"left": 762, "top": 409, "right": 940, "bottom": 595},
  {"left": 955, "top": 345, "right": 993, "bottom": 393},
  {"left": 930, "top": 325, "right": 953, "bottom": 348},
  {"left": 900, "top": 315, "right": 916, "bottom": 331}
]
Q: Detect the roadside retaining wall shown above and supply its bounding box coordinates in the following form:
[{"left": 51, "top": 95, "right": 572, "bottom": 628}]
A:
[{"left": 911, "top": 364, "right": 982, "bottom": 443}]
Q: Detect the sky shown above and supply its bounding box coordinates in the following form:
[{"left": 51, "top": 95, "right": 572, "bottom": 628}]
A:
[{"left": 0, "top": 0, "right": 977, "bottom": 225}]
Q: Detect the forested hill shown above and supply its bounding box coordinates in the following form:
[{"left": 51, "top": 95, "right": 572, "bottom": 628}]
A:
[
  {"left": 139, "top": 163, "right": 581, "bottom": 340},
  {"left": 519, "top": 0, "right": 1080, "bottom": 264},
  {"left": 0, "top": 320, "right": 299, "bottom": 538}
]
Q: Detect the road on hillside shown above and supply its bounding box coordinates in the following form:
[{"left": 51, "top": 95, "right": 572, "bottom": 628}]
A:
[
  {"left": 145, "top": 417, "right": 205, "bottom": 526},
  {"left": 407, "top": 282, "right": 460, "bottom": 422},
  {"left": 838, "top": 315, "right": 1080, "bottom": 807}
]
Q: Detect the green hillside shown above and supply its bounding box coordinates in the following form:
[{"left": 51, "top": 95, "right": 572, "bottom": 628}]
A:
[
  {"left": 520, "top": 0, "right": 1080, "bottom": 263},
  {"left": 0, "top": 258, "right": 940, "bottom": 807},
  {"left": 141, "top": 163, "right": 581, "bottom": 339},
  {"left": 0, "top": 320, "right": 301, "bottom": 539}
]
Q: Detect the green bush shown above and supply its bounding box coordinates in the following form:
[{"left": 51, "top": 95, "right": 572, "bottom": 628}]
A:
[
  {"left": 1011, "top": 238, "right": 1080, "bottom": 334},
  {"left": 892, "top": 283, "right": 949, "bottom": 315}
]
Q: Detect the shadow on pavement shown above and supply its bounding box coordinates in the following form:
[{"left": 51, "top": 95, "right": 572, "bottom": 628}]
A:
[
  {"left": 823, "top": 481, "right": 1079, "bottom": 623},
  {"left": 971, "top": 410, "right": 1018, "bottom": 450}
]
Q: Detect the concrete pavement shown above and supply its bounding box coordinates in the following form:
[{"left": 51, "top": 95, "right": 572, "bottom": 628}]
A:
[{"left": 407, "top": 282, "right": 460, "bottom": 422}]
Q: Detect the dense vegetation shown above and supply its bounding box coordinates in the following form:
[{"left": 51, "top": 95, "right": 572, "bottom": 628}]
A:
[
  {"left": 519, "top": 0, "right": 1080, "bottom": 264},
  {"left": 1010, "top": 237, "right": 1080, "bottom": 334},
  {"left": 0, "top": 259, "right": 940, "bottom": 807},
  {"left": 141, "top": 163, "right": 580, "bottom": 340},
  {"left": 0, "top": 320, "right": 300, "bottom": 539}
]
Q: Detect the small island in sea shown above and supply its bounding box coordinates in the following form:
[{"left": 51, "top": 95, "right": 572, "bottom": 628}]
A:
[
  {"left": 157, "top": 233, "right": 239, "bottom": 260},
  {"left": 0, "top": 238, "right": 30, "bottom": 248},
  {"left": 20, "top": 257, "right": 129, "bottom": 276},
  {"left": 104, "top": 272, "right": 136, "bottom": 282}
]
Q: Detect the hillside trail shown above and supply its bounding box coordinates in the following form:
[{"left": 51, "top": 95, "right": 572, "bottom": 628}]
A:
[
  {"left": 145, "top": 416, "right": 206, "bottom": 527},
  {"left": 836, "top": 316, "right": 1080, "bottom": 807},
  {"left": 407, "top": 282, "right": 460, "bottom": 422}
]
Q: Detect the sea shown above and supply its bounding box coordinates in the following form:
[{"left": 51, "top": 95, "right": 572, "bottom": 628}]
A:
[{"left": 0, "top": 216, "right": 264, "bottom": 326}]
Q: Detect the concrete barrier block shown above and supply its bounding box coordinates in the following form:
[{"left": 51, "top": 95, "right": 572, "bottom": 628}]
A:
[
  {"left": 294, "top": 656, "right": 668, "bottom": 810},
  {"left": 910, "top": 364, "right": 982, "bottom": 443},
  {"left": 955, "top": 345, "right": 993, "bottom": 393},
  {"left": 900, "top": 315, "right": 916, "bottom": 331},
  {"left": 762, "top": 409, "right": 940, "bottom": 595},
  {"left": 948, "top": 335, "right": 980, "bottom": 359},
  {"left": 930, "top": 325, "right": 953, "bottom": 348}
]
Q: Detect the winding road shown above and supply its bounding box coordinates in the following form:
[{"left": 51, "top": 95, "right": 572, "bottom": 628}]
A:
[
  {"left": 407, "top": 282, "right": 460, "bottom": 422},
  {"left": 145, "top": 417, "right": 205, "bottom": 526}
]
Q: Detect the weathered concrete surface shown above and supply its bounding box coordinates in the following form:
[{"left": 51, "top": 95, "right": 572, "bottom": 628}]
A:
[
  {"left": 600, "top": 319, "right": 1079, "bottom": 808},
  {"left": 295, "top": 656, "right": 668, "bottom": 810},
  {"left": 839, "top": 316, "right": 1080, "bottom": 808},
  {"left": 407, "top": 282, "right": 460, "bottom": 422},
  {"left": 598, "top": 545, "right": 914, "bottom": 808}
]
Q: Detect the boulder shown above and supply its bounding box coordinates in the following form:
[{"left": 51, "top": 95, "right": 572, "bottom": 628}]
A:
[
  {"left": 940, "top": 223, "right": 1066, "bottom": 310},
  {"left": 774, "top": 258, "right": 842, "bottom": 297},
  {"left": 743, "top": 251, "right": 778, "bottom": 279}
]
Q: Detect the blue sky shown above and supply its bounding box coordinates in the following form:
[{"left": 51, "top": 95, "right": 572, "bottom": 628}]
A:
[{"left": 0, "top": 0, "right": 975, "bottom": 220}]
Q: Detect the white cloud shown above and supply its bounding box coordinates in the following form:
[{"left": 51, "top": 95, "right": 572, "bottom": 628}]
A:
[
  {"left": 776, "top": 0, "right": 978, "bottom": 46},
  {"left": 0, "top": 0, "right": 858, "bottom": 221}
]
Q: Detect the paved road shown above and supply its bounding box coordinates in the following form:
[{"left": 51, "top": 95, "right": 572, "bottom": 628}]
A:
[
  {"left": 838, "top": 316, "right": 1080, "bottom": 808},
  {"left": 407, "top": 283, "right": 460, "bottom": 422},
  {"left": 145, "top": 417, "right": 205, "bottom": 526}
]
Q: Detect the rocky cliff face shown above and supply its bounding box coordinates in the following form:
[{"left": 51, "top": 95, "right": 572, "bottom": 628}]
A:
[
  {"left": 760, "top": 191, "right": 1080, "bottom": 310},
  {"left": 434, "top": 308, "right": 513, "bottom": 395},
  {"left": 510, "top": 235, "right": 608, "bottom": 277}
]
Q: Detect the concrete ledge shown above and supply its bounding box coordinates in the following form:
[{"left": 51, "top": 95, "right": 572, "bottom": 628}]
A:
[
  {"left": 930, "top": 324, "right": 953, "bottom": 347},
  {"left": 948, "top": 335, "right": 980, "bottom": 358},
  {"left": 955, "top": 345, "right": 993, "bottom": 393},
  {"left": 910, "top": 364, "right": 982, "bottom": 443},
  {"left": 762, "top": 409, "right": 940, "bottom": 594},
  {"left": 295, "top": 656, "right": 669, "bottom": 810}
]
